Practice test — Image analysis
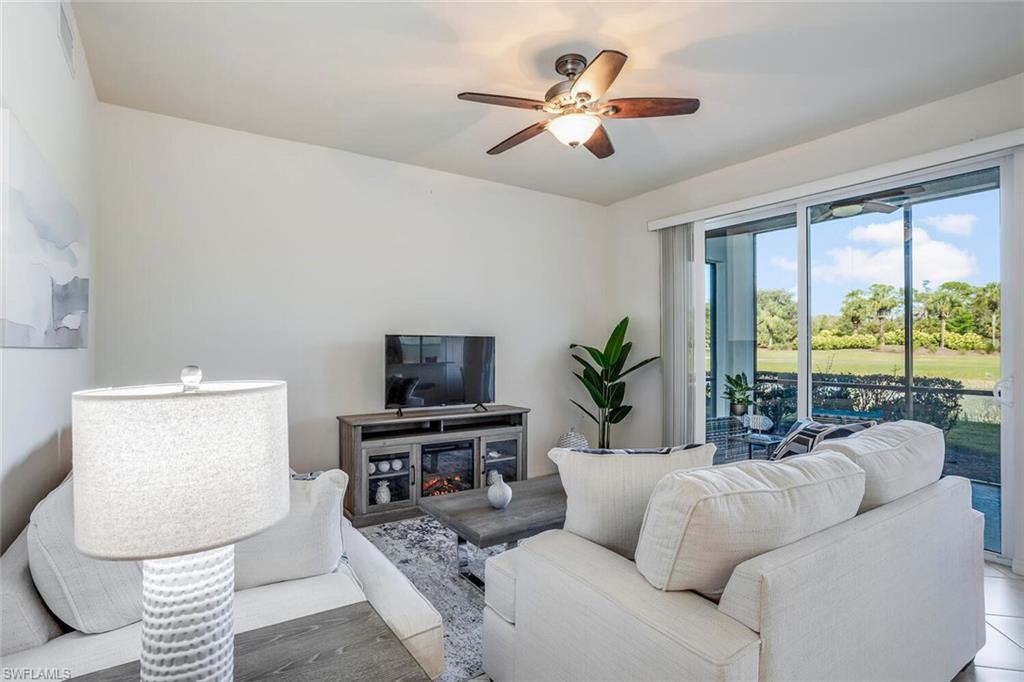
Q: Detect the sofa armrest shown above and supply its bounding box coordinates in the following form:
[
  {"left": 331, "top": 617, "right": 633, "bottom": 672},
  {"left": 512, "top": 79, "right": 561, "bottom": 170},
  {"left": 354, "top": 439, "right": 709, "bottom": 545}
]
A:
[
  {"left": 718, "top": 477, "right": 984, "bottom": 681},
  {"left": 512, "top": 530, "right": 759, "bottom": 682},
  {"left": 343, "top": 523, "right": 444, "bottom": 680}
]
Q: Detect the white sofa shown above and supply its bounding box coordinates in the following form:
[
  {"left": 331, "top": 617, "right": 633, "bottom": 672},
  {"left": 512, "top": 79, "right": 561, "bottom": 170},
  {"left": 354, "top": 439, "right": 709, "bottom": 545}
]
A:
[
  {"left": 2, "top": 520, "right": 445, "bottom": 679},
  {"left": 483, "top": 424, "right": 985, "bottom": 681}
]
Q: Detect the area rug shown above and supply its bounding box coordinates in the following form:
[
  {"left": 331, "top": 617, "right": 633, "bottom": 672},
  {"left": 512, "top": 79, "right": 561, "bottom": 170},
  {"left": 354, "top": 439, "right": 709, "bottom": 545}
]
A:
[{"left": 361, "top": 515, "right": 504, "bottom": 682}]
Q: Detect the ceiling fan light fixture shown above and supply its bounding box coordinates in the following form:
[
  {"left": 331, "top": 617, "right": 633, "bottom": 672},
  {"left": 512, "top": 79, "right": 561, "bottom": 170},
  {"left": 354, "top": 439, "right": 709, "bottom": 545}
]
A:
[
  {"left": 831, "top": 203, "right": 864, "bottom": 218},
  {"left": 547, "top": 112, "right": 600, "bottom": 147}
]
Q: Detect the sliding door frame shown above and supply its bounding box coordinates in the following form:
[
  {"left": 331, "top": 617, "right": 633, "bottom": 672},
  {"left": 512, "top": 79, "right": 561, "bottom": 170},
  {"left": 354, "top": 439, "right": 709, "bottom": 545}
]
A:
[{"left": 694, "top": 150, "right": 1019, "bottom": 563}]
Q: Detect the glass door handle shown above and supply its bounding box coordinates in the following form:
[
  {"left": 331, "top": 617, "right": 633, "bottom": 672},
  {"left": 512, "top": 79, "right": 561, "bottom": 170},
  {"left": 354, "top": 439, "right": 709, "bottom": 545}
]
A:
[{"left": 994, "top": 377, "right": 1014, "bottom": 407}]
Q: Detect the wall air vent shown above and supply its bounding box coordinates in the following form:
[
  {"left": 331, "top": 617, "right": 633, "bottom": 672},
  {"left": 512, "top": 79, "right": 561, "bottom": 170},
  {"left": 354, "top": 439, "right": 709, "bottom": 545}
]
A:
[{"left": 58, "top": 2, "right": 75, "bottom": 77}]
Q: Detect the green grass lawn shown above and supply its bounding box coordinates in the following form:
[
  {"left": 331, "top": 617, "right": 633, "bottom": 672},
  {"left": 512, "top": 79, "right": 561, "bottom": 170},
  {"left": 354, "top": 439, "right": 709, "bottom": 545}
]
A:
[{"left": 755, "top": 348, "right": 1000, "bottom": 390}]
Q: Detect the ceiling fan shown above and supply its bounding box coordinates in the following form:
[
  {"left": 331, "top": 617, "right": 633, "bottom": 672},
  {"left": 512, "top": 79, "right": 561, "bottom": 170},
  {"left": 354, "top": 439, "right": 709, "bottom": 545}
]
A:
[
  {"left": 813, "top": 186, "right": 927, "bottom": 222},
  {"left": 458, "top": 50, "right": 699, "bottom": 159}
]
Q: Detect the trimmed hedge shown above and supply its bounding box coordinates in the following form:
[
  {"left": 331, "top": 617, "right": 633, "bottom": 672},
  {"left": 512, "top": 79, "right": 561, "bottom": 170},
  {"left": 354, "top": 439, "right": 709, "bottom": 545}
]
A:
[{"left": 810, "top": 331, "right": 876, "bottom": 350}]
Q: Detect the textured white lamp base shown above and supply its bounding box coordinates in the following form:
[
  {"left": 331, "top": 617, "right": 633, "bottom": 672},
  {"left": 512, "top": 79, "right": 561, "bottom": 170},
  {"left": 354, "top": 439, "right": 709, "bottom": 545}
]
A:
[{"left": 141, "top": 545, "right": 235, "bottom": 682}]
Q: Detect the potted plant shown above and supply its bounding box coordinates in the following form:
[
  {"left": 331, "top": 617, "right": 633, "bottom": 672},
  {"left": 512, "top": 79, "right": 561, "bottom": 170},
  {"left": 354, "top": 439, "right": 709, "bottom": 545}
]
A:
[
  {"left": 722, "top": 372, "right": 754, "bottom": 416},
  {"left": 570, "top": 317, "right": 659, "bottom": 449}
]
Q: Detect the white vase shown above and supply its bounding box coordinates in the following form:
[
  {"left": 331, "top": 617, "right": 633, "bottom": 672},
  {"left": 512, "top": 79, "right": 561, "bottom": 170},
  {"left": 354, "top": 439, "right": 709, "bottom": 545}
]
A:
[
  {"left": 390, "top": 458, "right": 403, "bottom": 471},
  {"left": 486, "top": 469, "right": 498, "bottom": 486},
  {"left": 487, "top": 474, "right": 512, "bottom": 509},
  {"left": 375, "top": 480, "right": 391, "bottom": 505}
]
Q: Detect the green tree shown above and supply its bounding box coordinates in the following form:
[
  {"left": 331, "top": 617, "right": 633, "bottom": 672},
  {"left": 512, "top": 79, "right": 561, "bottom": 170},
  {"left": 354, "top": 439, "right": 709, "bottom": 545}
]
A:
[
  {"left": 756, "top": 289, "right": 797, "bottom": 348},
  {"left": 866, "top": 284, "right": 901, "bottom": 345},
  {"left": 922, "top": 287, "right": 957, "bottom": 349},
  {"left": 840, "top": 289, "right": 870, "bottom": 334},
  {"left": 977, "top": 282, "right": 1000, "bottom": 347}
]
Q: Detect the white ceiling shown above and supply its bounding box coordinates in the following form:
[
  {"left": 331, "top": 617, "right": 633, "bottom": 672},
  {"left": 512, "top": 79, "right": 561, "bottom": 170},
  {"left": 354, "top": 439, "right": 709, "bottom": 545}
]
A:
[{"left": 74, "top": 2, "right": 1024, "bottom": 205}]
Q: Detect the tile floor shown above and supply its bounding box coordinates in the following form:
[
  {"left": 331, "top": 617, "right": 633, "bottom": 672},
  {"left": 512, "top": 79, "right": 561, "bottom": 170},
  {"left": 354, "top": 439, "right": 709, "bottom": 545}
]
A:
[
  {"left": 954, "top": 561, "right": 1024, "bottom": 681},
  {"left": 470, "top": 561, "right": 1023, "bottom": 682}
]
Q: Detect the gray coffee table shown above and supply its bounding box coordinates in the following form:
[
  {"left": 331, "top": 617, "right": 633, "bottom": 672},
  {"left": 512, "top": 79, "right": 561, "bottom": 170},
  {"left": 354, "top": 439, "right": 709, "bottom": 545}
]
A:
[
  {"left": 73, "top": 602, "right": 429, "bottom": 681},
  {"left": 419, "top": 474, "right": 566, "bottom": 588}
]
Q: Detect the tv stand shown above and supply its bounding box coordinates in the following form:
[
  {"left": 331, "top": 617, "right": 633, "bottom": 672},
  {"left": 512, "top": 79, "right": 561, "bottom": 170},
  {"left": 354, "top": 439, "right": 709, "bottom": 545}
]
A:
[{"left": 338, "top": 405, "right": 530, "bottom": 527}]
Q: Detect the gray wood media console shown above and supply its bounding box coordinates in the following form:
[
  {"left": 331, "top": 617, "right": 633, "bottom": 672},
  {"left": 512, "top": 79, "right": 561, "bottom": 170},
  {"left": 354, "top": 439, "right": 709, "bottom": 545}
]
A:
[{"left": 338, "top": 405, "right": 530, "bottom": 527}]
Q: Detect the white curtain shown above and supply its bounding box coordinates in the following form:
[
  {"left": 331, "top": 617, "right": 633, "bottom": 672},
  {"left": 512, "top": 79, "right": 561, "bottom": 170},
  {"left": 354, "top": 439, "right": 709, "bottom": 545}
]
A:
[{"left": 660, "top": 223, "right": 705, "bottom": 446}]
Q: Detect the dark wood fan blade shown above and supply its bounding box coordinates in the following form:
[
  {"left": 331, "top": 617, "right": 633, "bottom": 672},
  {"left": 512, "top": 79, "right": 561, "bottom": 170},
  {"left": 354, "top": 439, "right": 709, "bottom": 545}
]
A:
[
  {"left": 583, "top": 124, "right": 614, "bottom": 159},
  {"left": 458, "top": 92, "right": 545, "bottom": 110},
  {"left": 861, "top": 201, "right": 900, "bottom": 214},
  {"left": 812, "top": 209, "right": 834, "bottom": 224},
  {"left": 570, "top": 50, "right": 627, "bottom": 102},
  {"left": 487, "top": 121, "right": 549, "bottom": 155},
  {"left": 604, "top": 97, "right": 700, "bottom": 118}
]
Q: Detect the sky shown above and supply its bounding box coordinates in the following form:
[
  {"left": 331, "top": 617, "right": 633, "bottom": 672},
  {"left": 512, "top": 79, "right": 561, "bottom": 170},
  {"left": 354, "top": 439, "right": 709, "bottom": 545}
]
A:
[{"left": 755, "top": 188, "right": 1000, "bottom": 316}]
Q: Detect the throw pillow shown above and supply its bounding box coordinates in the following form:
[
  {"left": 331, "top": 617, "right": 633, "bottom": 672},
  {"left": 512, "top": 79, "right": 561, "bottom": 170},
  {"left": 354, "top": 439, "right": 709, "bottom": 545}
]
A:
[
  {"left": 27, "top": 476, "right": 143, "bottom": 633},
  {"left": 547, "top": 443, "right": 715, "bottom": 559},
  {"left": 234, "top": 469, "right": 348, "bottom": 590},
  {"left": 635, "top": 451, "right": 865, "bottom": 599},
  {"left": 1, "top": 528, "right": 65, "bottom": 655},
  {"left": 822, "top": 420, "right": 944, "bottom": 512},
  {"left": 771, "top": 419, "right": 876, "bottom": 459}
]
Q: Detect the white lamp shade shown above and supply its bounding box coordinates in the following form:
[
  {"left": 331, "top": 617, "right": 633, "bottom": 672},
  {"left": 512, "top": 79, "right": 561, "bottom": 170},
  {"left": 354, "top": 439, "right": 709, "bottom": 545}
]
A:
[{"left": 72, "top": 380, "right": 289, "bottom": 560}]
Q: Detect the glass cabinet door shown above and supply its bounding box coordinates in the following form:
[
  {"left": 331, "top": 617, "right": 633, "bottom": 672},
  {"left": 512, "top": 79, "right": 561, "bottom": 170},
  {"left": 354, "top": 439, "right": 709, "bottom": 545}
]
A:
[
  {"left": 365, "top": 446, "right": 414, "bottom": 511},
  {"left": 482, "top": 435, "right": 520, "bottom": 485},
  {"left": 420, "top": 440, "right": 474, "bottom": 498}
]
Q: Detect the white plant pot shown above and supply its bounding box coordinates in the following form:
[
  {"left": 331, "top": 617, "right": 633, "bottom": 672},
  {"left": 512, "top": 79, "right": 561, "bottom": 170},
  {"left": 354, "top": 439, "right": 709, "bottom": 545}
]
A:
[{"left": 487, "top": 474, "right": 512, "bottom": 510}]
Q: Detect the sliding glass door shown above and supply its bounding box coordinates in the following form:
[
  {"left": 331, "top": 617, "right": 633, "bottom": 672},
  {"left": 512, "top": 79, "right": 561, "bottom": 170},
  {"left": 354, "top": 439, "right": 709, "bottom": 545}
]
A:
[{"left": 807, "top": 166, "right": 1004, "bottom": 551}]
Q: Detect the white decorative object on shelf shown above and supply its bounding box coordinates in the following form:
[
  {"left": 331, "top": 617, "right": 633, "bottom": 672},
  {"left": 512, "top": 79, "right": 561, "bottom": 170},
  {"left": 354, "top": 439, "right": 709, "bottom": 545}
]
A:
[
  {"left": 377, "top": 460, "right": 391, "bottom": 473},
  {"left": 556, "top": 428, "right": 589, "bottom": 449},
  {"left": 368, "top": 462, "right": 377, "bottom": 475},
  {"left": 488, "top": 473, "right": 512, "bottom": 509},
  {"left": 486, "top": 469, "right": 499, "bottom": 486},
  {"left": 487, "top": 450, "right": 501, "bottom": 459},
  {"left": 390, "top": 458, "right": 404, "bottom": 471},
  {"left": 375, "top": 480, "right": 392, "bottom": 505}
]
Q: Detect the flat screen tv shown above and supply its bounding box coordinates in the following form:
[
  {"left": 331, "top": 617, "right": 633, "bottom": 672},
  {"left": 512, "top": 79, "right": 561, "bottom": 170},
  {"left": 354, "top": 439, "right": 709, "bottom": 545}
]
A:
[{"left": 385, "top": 335, "right": 495, "bottom": 409}]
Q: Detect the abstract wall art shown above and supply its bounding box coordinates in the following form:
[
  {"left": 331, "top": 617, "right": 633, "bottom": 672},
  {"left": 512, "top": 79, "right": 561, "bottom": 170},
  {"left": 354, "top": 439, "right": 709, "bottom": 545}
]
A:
[{"left": 1, "top": 107, "right": 89, "bottom": 348}]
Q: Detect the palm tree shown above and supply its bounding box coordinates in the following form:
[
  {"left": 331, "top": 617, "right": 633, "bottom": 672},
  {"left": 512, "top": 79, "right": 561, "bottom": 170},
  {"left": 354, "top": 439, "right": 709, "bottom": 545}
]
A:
[
  {"left": 866, "top": 284, "right": 900, "bottom": 345},
  {"left": 979, "top": 282, "right": 1000, "bottom": 347},
  {"left": 925, "top": 289, "right": 957, "bottom": 348}
]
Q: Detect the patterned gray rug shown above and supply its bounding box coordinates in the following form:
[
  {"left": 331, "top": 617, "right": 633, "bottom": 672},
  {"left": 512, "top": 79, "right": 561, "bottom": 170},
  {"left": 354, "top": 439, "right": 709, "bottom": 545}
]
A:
[{"left": 361, "top": 516, "right": 504, "bottom": 682}]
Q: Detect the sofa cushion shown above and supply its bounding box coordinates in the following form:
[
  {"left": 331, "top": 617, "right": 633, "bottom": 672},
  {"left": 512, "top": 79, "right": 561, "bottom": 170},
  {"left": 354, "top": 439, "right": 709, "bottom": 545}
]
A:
[
  {"left": 0, "top": 567, "right": 366, "bottom": 676},
  {"left": 1, "top": 528, "right": 65, "bottom": 655},
  {"left": 635, "top": 451, "right": 865, "bottom": 598},
  {"left": 822, "top": 420, "right": 944, "bottom": 512},
  {"left": 772, "top": 419, "right": 875, "bottom": 459},
  {"left": 485, "top": 547, "right": 518, "bottom": 624},
  {"left": 27, "top": 476, "right": 143, "bottom": 633},
  {"left": 234, "top": 469, "right": 348, "bottom": 590},
  {"left": 548, "top": 444, "right": 716, "bottom": 559}
]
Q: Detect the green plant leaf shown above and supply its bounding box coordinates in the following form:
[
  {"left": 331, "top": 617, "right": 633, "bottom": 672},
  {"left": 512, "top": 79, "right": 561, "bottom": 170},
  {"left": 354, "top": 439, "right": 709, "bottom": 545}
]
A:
[
  {"left": 574, "top": 372, "right": 608, "bottom": 408},
  {"left": 608, "top": 405, "right": 633, "bottom": 424},
  {"left": 603, "top": 317, "right": 629, "bottom": 366},
  {"left": 571, "top": 353, "right": 599, "bottom": 375},
  {"left": 570, "top": 399, "right": 599, "bottom": 424},
  {"left": 608, "top": 342, "right": 632, "bottom": 380},
  {"left": 608, "top": 382, "right": 625, "bottom": 408},
  {"left": 570, "top": 343, "right": 607, "bottom": 369},
  {"left": 619, "top": 355, "right": 659, "bottom": 378}
]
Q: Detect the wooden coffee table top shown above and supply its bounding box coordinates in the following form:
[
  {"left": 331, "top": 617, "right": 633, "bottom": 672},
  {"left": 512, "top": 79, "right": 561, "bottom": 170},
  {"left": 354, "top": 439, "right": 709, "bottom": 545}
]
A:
[
  {"left": 419, "top": 474, "right": 566, "bottom": 548},
  {"left": 73, "top": 602, "right": 429, "bottom": 682}
]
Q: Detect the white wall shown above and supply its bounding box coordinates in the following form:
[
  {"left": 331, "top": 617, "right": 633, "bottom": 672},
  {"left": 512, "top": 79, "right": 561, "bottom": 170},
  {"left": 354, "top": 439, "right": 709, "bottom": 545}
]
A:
[
  {"left": 605, "top": 74, "right": 1024, "bottom": 447},
  {"left": 96, "top": 104, "right": 611, "bottom": 476},
  {"left": 0, "top": 2, "right": 98, "bottom": 550}
]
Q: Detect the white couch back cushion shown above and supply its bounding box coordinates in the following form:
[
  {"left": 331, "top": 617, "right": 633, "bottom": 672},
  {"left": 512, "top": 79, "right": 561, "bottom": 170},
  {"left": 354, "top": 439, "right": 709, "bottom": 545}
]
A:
[
  {"left": 820, "top": 420, "right": 944, "bottom": 512},
  {"left": 1, "top": 528, "right": 65, "bottom": 655},
  {"left": 548, "top": 444, "right": 715, "bottom": 559},
  {"left": 27, "top": 476, "right": 143, "bottom": 633},
  {"left": 635, "top": 451, "right": 865, "bottom": 598},
  {"left": 234, "top": 469, "right": 347, "bottom": 590}
]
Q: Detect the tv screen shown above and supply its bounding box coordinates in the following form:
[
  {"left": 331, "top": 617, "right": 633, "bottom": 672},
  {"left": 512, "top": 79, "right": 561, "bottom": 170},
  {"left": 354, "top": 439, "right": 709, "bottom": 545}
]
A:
[{"left": 385, "top": 335, "right": 495, "bottom": 409}]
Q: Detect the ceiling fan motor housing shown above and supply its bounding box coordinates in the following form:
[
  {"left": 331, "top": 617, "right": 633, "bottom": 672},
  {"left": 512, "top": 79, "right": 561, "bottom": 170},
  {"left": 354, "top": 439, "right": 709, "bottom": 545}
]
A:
[{"left": 555, "top": 53, "right": 588, "bottom": 78}]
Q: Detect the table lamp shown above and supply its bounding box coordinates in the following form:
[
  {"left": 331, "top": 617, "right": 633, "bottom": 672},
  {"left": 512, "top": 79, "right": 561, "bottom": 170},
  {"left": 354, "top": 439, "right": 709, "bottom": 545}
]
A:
[{"left": 72, "top": 366, "right": 289, "bottom": 681}]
